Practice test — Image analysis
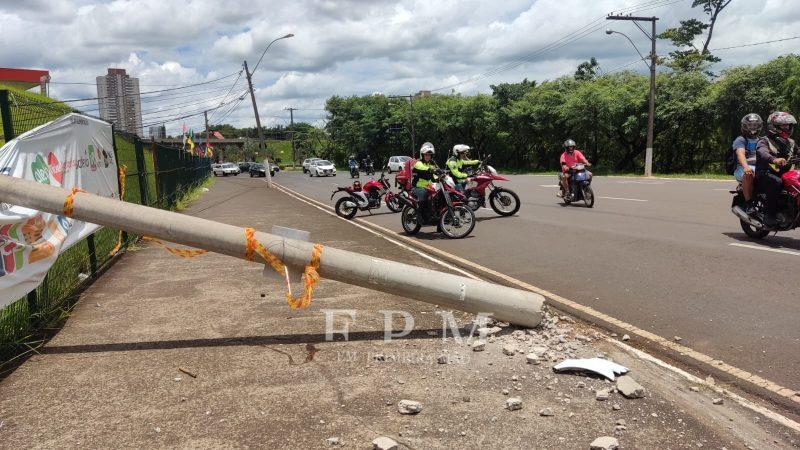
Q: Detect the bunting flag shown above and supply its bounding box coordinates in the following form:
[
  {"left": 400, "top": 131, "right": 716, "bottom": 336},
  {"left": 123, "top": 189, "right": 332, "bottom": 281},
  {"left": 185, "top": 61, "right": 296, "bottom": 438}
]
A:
[
  {"left": 204, "top": 143, "right": 213, "bottom": 158},
  {"left": 212, "top": 131, "right": 225, "bottom": 140},
  {"left": 186, "top": 129, "right": 195, "bottom": 153}
]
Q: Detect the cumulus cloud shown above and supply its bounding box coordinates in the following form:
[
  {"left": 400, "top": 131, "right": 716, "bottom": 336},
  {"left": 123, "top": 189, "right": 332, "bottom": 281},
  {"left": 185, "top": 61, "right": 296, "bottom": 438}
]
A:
[{"left": 1, "top": 0, "right": 798, "bottom": 135}]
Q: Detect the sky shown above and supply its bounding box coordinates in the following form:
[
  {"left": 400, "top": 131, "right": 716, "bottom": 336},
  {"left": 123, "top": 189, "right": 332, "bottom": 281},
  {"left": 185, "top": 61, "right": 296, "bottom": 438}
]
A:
[{"left": 1, "top": 0, "right": 798, "bottom": 136}]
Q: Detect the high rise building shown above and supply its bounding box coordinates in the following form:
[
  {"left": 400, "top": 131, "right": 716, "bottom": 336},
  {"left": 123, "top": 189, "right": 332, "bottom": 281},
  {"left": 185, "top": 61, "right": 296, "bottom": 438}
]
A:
[
  {"left": 96, "top": 68, "right": 142, "bottom": 136},
  {"left": 149, "top": 125, "right": 166, "bottom": 139}
]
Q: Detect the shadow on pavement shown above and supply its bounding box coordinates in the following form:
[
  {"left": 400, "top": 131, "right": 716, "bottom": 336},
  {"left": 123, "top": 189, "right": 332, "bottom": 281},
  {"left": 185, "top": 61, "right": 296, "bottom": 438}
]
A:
[{"left": 722, "top": 231, "right": 800, "bottom": 250}]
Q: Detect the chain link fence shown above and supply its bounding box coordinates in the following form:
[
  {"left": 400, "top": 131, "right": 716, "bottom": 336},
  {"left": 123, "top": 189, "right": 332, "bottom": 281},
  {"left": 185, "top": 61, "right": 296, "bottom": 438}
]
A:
[{"left": 0, "top": 88, "right": 212, "bottom": 371}]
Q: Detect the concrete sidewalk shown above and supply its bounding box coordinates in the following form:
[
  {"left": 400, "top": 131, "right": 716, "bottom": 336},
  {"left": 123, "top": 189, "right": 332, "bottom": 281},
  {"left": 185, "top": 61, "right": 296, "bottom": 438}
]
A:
[{"left": 0, "top": 177, "right": 797, "bottom": 449}]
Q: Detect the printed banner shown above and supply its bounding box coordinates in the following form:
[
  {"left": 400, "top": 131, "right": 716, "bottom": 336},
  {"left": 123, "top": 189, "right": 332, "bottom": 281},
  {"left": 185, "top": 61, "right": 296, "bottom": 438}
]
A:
[{"left": 0, "top": 113, "right": 118, "bottom": 309}]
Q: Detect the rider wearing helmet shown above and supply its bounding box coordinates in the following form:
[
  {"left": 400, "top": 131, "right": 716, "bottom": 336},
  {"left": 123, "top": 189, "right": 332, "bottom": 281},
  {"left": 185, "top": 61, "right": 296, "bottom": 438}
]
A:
[
  {"left": 733, "top": 113, "right": 763, "bottom": 212},
  {"left": 559, "top": 139, "right": 591, "bottom": 198},
  {"left": 413, "top": 142, "right": 438, "bottom": 205},
  {"left": 348, "top": 155, "right": 357, "bottom": 170},
  {"left": 446, "top": 144, "right": 480, "bottom": 191},
  {"left": 755, "top": 111, "right": 798, "bottom": 226}
]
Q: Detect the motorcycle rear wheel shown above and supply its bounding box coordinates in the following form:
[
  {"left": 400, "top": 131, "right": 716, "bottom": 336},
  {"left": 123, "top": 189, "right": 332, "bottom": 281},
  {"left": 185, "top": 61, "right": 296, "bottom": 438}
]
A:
[
  {"left": 489, "top": 188, "right": 520, "bottom": 216},
  {"left": 440, "top": 205, "right": 476, "bottom": 239},
  {"left": 401, "top": 206, "right": 422, "bottom": 235},
  {"left": 582, "top": 186, "right": 595, "bottom": 208},
  {"left": 335, "top": 197, "right": 358, "bottom": 220},
  {"left": 740, "top": 220, "right": 769, "bottom": 239}
]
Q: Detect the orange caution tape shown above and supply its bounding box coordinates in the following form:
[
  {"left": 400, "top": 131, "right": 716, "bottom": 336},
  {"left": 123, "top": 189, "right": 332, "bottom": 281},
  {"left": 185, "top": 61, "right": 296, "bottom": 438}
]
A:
[
  {"left": 244, "top": 227, "right": 323, "bottom": 309},
  {"left": 141, "top": 236, "right": 208, "bottom": 258},
  {"left": 62, "top": 187, "right": 87, "bottom": 217},
  {"left": 109, "top": 165, "right": 128, "bottom": 256}
]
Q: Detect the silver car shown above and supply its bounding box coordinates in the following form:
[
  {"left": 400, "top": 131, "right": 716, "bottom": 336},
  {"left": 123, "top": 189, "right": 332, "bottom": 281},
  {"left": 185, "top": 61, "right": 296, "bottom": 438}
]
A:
[
  {"left": 213, "top": 163, "right": 240, "bottom": 176},
  {"left": 309, "top": 160, "right": 337, "bottom": 177},
  {"left": 387, "top": 155, "right": 412, "bottom": 173},
  {"left": 302, "top": 157, "right": 322, "bottom": 174}
]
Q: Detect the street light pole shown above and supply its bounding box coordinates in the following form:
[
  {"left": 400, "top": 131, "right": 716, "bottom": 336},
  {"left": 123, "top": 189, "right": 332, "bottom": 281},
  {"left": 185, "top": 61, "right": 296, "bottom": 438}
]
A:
[
  {"left": 607, "top": 15, "right": 658, "bottom": 177},
  {"left": 388, "top": 94, "right": 416, "bottom": 158}
]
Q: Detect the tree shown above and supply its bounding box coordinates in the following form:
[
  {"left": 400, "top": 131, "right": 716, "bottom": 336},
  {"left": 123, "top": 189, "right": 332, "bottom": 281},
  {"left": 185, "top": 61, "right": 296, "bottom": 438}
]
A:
[
  {"left": 575, "top": 57, "right": 600, "bottom": 81},
  {"left": 658, "top": 0, "right": 731, "bottom": 73}
]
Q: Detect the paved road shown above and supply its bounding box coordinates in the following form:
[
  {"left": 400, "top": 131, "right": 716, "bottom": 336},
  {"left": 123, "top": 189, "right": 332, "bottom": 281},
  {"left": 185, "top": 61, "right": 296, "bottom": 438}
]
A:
[{"left": 257, "top": 171, "right": 800, "bottom": 391}]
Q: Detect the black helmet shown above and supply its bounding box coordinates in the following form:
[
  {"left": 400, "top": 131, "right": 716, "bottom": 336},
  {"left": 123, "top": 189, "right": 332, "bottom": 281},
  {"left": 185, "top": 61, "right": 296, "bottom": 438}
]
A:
[
  {"left": 563, "top": 139, "right": 576, "bottom": 149},
  {"left": 740, "top": 113, "right": 763, "bottom": 137}
]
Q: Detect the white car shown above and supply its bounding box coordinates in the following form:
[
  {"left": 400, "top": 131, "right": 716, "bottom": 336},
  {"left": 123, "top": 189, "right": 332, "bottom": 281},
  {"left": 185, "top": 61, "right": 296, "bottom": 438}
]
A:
[
  {"left": 213, "top": 162, "right": 240, "bottom": 176},
  {"left": 387, "top": 155, "right": 412, "bottom": 173},
  {"left": 308, "top": 160, "right": 337, "bottom": 177},
  {"left": 302, "top": 157, "right": 322, "bottom": 173}
]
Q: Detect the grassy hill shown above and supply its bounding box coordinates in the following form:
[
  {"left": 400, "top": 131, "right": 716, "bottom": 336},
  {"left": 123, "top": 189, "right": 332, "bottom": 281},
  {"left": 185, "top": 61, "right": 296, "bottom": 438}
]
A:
[{"left": 0, "top": 84, "right": 74, "bottom": 146}]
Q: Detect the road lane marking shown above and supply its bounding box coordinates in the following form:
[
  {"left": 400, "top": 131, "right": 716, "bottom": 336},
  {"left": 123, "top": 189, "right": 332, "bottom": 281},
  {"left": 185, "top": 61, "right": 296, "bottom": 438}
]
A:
[
  {"left": 713, "top": 188, "right": 732, "bottom": 191},
  {"left": 617, "top": 180, "right": 668, "bottom": 185},
  {"left": 599, "top": 196, "right": 648, "bottom": 202},
  {"left": 729, "top": 242, "right": 800, "bottom": 256},
  {"left": 273, "top": 178, "right": 800, "bottom": 415},
  {"left": 539, "top": 184, "right": 559, "bottom": 188}
]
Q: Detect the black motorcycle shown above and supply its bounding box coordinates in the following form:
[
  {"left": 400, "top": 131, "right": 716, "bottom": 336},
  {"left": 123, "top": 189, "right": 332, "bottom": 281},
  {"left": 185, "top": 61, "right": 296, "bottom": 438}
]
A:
[
  {"left": 365, "top": 161, "right": 375, "bottom": 175},
  {"left": 349, "top": 165, "right": 359, "bottom": 179},
  {"left": 560, "top": 163, "right": 595, "bottom": 208}
]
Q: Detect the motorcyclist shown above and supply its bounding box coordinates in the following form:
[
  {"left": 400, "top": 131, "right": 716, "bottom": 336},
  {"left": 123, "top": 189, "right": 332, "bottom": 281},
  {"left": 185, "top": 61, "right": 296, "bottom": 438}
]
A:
[
  {"left": 755, "top": 111, "right": 798, "bottom": 227},
  {"left": 412, "top": 142, "right": 438, "bottom": 208},
  {"left": 733, "top": 113, "right": 762, "bottom": 213},
  {"left": 365, "top": 155, "right": 373, "bottom": 172},
  {"left": 447, "top": 144, "right": 480, "bottom": 191},
  {"left": 348, "top": 155, "right": 357, "bottom": 172},
  {"left": 559, "top": 139, "right": 591, "bottom": 198}
]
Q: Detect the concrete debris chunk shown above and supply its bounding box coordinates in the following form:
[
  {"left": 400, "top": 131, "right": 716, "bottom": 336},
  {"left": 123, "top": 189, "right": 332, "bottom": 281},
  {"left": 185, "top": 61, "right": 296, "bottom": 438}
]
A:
[
  {"left": 526, "top": 353, "right": 541, "bottom": 365},
  {"left": 502, "top": 344, "right": 517, "bottom": 356},
  {"left": 477, "top": 326, "right": 502, "bottom": 337},
  {"left": 539, "top": 407, "right": 554, "bottom": 417},
  {"left": 712, "top": 398, "right": 724, "bottom": 405},
  {"left": 596, "top": 389, "right": 611, "bottom": 401},
  {"left": 397, "top": 400, "right": 423, "bottom": 415},
  {"left": 553, "top": 358, "right": 629, "bottom": 381},
  {"left": 506, "top": 397, "right": 523, "bottom": 411},
  {"left": 616, "top": 375, "right": 646, "bottom": 399},
  {"left": 437, "top": 355, "right": 448, "bottom": 364},
  {"left": 590, "top": 436, "right": 620, "bottom": 450},
  {"left": 472, "top": 341, "right": 486, "bottom": 352},
  {"left": 326, "top": 437, "right": 340, "bottom": 446},
  {"left": 372, "top": 436, "right": 399, "bottom": 450},
  {"left": 622, "top": 334, "right": 630, "bottom": 341}
]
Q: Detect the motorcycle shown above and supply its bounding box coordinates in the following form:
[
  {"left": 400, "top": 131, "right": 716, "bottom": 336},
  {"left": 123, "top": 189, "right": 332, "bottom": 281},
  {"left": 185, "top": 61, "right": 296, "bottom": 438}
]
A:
[
  {"left": 731, "top": 156, "right": 800, "bottom": 238},
  {"left": 459, "top": 157, "right": 520, "bottom": 216},
  {"left": 349, "top": 165, "right": 360, "bottom": 179},
  {"left": 365, "top": 161, "right": 375, "bottom": 175},
  {"left": 396, "top": 170, "right": 476, "bottom": 239},
  {"left": 559, "top": 163, "right": 595, "bottom": 208},
  {"left": 331, "top": 172, "right": 402, "bottom": 219}
]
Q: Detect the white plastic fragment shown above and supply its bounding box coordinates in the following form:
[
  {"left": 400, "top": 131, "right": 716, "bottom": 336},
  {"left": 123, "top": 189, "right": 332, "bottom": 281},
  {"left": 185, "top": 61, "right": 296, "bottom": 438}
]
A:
[{"left": 552, "top": 358, "right": 629, "bottom": 381}]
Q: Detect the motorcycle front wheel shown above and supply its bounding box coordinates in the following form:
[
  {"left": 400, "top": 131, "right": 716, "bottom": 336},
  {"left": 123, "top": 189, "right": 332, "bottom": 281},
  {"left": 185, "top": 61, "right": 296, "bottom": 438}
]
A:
[
  {"left": 489, "top": 188, "right": 521, "bottom": 216},
  {"left": 582, "top": 186, "right": 595, "bottom": 208},
  {"left": 440, "top": 205, "right": 476, "bottom": 239},
  {"left": 335, "top": 197, "right": 358, "bottom": 219},
  {"left": 740, "top": 220, "right": 769, "bottom": 239},
  {"left": 401, "top": 206, "right": 422, "bottom": 235},
  {"left": 386, "top": 195, "right": 402, "bottom": 213}
]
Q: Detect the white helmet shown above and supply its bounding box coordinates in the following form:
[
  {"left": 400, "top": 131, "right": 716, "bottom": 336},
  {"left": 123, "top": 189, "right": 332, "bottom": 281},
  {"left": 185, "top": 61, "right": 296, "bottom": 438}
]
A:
[
  {"left": 420, "top": 142, "right": 435, "bottom": 155},
  {"left": 452, "top": 144, "right": 471, "bottom": 156}
]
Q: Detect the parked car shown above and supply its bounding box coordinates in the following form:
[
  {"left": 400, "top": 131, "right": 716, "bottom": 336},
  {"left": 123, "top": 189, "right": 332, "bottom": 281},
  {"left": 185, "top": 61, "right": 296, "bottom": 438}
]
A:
[
  {"left": 249, "top": 163, "right": 275, "bottom": 177},
  {"left": 213, "top": 162, "right": 240, "bottom": 176},
  {"left": 238, "top": 161, "right": 252, "bottom": 172},
  {"left": 387, "top": 155, "right": 412, "bottom": 173},
  {"left": 269, "top": 162, "right": 280, "bottom": 173},
  {"left": 308, "top": 160, "right": 337, "bottom": 177},
  {"left": 302, "top": 157, "right": 322, "bottom": 173}
]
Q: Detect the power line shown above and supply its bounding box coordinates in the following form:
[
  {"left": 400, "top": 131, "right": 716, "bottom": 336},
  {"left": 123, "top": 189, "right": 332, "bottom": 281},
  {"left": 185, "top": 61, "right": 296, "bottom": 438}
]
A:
[
  {"left": 140, "top": 92, "right": 247, "bottom": 128},
  {"left": 711, "top": 35, "right": 800, "bottom": 51}
]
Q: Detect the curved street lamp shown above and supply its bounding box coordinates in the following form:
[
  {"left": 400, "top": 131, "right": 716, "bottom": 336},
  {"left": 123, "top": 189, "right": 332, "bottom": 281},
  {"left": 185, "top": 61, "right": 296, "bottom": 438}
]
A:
[
  {"left": 605, "top": 29, "right": 650, "bottom": 69},
  {"left": 253, "top": 33, "right": 294, "bottom": 74}
]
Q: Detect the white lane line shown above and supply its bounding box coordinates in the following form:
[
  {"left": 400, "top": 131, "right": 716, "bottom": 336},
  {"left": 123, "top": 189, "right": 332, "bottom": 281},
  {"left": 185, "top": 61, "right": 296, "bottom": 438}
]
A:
[
  {"left": 713, "top": 188, "right": 732, "bottom": 191},
  {"left": 539, "top": 184, "right": 559, "bottom": 188},
  {"left": 598, "top": 196, "right": 648, "bottom": 202},
  {"left": 617, "top": 180, "right": 667, "bottom": 185},
  {"left": 729, "top": 242, "right": 800, "bottom": 256},
  {"left": 271, "top": 183, "right": 482, "bottom": 280}
]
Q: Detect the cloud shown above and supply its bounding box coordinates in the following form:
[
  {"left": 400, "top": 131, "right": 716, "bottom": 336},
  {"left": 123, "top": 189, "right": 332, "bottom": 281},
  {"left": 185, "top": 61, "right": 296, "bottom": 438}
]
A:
[{"left": 1, "top": 0, "right": 798, "bottom": 136}]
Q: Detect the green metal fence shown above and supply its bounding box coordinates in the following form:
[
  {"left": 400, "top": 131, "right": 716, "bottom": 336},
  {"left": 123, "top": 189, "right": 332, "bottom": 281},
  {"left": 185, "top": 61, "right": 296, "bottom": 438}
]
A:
[{"left": 0, "top": 88, "right": 212, "bottom": 371}]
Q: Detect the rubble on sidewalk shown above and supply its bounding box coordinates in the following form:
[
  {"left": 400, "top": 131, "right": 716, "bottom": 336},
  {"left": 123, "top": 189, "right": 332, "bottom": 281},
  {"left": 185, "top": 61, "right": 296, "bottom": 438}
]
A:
[
  {"left": 590, "top": 436, "right": 620, "bottom": 449},
  {"left": 397, "top": 400, "right": 423, "bottom": 415},
  {"left": 506, "top": 397, "right": 523, "bottom": 411},
  {"left": 372, "top": 436, "right": 398, "bottom": 450},
  {"left": 616, "top": 376, "right": 646, "bottom": 399}
]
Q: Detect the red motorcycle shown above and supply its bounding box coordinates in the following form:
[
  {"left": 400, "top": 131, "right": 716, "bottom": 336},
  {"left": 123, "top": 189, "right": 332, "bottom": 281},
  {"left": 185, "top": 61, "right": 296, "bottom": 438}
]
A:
[
  {"left": 396, "top": 169, "right": 476, "bottom": 239},
  {"left": 460, "top": 157, "right": 520, "bottom": 216},
  {"left": 331, "top": 172, "right": 401, "bottom": 219},
  {"left": 732, "top": 156, "right": 800, "bottom": 238}
]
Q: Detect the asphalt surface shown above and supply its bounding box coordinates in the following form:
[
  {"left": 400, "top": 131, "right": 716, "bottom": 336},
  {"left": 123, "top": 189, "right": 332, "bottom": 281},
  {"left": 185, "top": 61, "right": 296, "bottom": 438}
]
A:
[{"left": 263, "top": 170, "right": 800, "bottom": 392}]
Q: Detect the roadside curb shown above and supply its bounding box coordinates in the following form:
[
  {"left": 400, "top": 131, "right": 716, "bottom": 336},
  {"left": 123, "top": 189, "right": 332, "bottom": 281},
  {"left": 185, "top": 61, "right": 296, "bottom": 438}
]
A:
[{"left": 272, "top": 182, "right": 800, "bottom": 416}]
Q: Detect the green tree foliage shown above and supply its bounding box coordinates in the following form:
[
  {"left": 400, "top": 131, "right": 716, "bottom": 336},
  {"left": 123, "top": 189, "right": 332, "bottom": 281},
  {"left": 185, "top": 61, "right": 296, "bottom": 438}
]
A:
[
  {"left": 323, "top": 55, "right": 800, "bottom": 174},
  {"left": 575, "top": 57, "right": 600, "bottom": 81}
]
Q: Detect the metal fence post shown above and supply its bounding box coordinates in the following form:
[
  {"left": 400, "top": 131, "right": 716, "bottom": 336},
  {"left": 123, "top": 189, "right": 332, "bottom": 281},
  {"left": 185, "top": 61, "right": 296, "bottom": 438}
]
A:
[
  {"left": 0, "top": 89, "right": 15, "bottom": 142},
  {"left": 134, "top": 136, "right": 149, "bottom": 206},
  {"left": 86, "top": 234, "right": 98, "bottom": 275},
  {"left": 111, "top": 126, "right": 128, "bottom": 245}
]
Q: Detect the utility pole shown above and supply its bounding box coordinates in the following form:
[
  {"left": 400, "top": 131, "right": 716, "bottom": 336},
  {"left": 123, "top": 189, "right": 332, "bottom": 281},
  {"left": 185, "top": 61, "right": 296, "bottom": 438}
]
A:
[
  {"left": 204, "top": 110, "right": 212, "bottom": 161},
  {"left": 388, "top": 94, "right": 417, "bottom": 158},
  {"left": 607, "top": 14, "right": 658, "bottom": 177},
  {"left": 285, "top": 107, "right": 297, "bottom": 167},
  {"left": 244, "top": 60, "right": 272, "bottom": 187}
]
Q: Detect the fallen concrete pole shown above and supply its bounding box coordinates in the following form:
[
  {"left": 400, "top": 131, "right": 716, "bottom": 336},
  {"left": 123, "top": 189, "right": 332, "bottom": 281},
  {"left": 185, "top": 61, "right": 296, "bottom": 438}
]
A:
[{"left": 0, "top": 175, "right": 543, "bottom": 327}]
